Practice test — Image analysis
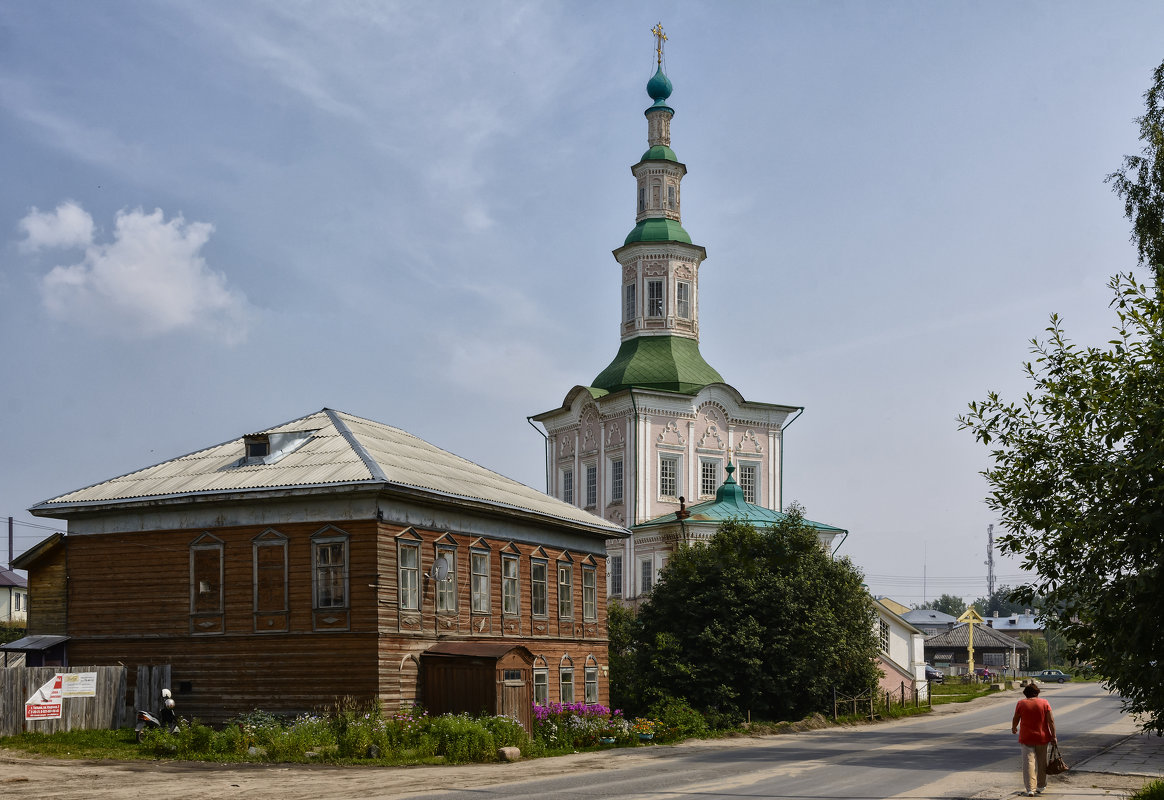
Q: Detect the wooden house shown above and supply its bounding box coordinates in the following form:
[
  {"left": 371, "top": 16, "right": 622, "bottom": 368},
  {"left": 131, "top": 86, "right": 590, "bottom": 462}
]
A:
[{"left": 16, "top": 409, "right": 626, "bottom": 727}]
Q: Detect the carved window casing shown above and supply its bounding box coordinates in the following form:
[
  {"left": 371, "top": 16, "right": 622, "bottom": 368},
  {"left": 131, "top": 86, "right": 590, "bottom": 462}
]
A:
[
  {"left": 252, "top": 529, "right": 288, "bottom": 633},
  {"left": 398, "top": 541, "right": 420, "bottom": 611},
  {"left": 435, "top": 542, "right": 457, "bottom": 614},
  {"left": 558, "top": 559, "right": 574, "bottom": 620},
  {"left": 585, "top": 655, "right": 600, "bottom": 703},
  {"left": 676, "top": 280, "right": 690, "bottom": 318},
  {"left": 582, "top": 565, "right": 597, "bottom": 621},
  {"left": 471, "top": 549, "right": 491, "bottom": 614},
  {"left": 647, "top": 279, "right": 664, "bottom": 317},
  {"left": 531, "top": 559, "right": 549, "bottom": 618},
  {"left": 559, "top": 656, "right": 575, "bottom": 703},
  {"left": 502, "top": 553, "right": 520, "bottom": 616},
  {"left": 190, "top": 532, "right": 224, "bottom": 635},
  {"left": 533, "top": 656, "right": 549, "bottom": 705}
]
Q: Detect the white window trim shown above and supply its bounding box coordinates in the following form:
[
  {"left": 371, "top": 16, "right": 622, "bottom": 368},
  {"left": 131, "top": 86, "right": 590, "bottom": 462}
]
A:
[
  {"left": 501, "top": 553, "right": 520, "bottom": 616},
  {"left": 737, "top": 461, "right": 761, "bottom": 505},
  {"left": 531, "top": 558, "right": 549, "bottom": 618},
  {"left": 658, "top": 453, "right": 682, "bottom": 500},
  {"left": 470, "top": 549, "right": 491, "bottom": 614},
  {"left": 311, "top": 532, "right": 350, "bottom": 611},
  {"left": 699, "top": 457, "right": 721, "bottom": 499},
  {"left": 608, "top": 456, "right": 624, "bottom": 504}
]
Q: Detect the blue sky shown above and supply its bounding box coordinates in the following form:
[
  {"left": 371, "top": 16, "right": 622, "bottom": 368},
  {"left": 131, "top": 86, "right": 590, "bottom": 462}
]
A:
[{"left": 3, "top": 1, "right": 1162, "bottom": 605}]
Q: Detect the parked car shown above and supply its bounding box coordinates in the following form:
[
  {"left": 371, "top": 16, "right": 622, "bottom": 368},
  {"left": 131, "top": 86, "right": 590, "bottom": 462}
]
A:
[
  {"left": 925, "top": 665, "right": 944, "bottom": 683},
  {"left": 1034, "top": 669, "right": 1072, "bottom": 683}
]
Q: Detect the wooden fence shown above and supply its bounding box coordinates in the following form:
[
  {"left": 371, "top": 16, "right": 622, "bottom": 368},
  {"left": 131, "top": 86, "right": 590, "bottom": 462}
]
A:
[{"left": 0, "top": 664, "right": 171, "bottom": 736}]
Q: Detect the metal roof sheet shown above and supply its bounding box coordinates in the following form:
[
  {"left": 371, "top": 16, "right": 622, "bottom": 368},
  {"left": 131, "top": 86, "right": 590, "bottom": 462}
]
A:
[
  {"left": 31, "top": 409, "right": 625, "bottom": 536},
  {"left": 924, "top": 622, "right": 1031, "bottom": 650},
  {"left": 0, "top": 635, "right": 69, "bottom": 652}
]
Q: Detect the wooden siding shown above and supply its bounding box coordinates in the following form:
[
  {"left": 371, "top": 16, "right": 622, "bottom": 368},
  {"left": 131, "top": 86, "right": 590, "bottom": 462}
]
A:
[
  {"left": 37, "top": 510, "right": 612, "bottom": 723},
  {"left": 0, "top": 665, "right": 127, "bottom": 736},
  {"left": 26, "top": 541, "right": 66, "bottom": 635}
]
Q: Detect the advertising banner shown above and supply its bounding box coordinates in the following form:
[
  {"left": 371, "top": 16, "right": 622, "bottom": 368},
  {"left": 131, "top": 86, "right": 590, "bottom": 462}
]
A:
[
  {"left": 25, "top": 673, "right": 64, "bottom": 720},
  {"left": 62, "top": 672, "right": 98, "bottom": 698}
]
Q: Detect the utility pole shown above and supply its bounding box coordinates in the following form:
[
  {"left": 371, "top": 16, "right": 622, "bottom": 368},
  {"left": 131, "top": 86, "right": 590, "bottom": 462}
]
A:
[
  {"left": 7, "top": 516, "right": 12, "bottom": 570},
  {"left": 985, "top": 524, "right": 996, "bottom": 600}
]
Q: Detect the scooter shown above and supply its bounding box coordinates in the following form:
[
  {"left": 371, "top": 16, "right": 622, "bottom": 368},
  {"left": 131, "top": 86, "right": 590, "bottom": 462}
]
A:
[{"left": 135, "top": 688, "right": 179, "bottom": 742}]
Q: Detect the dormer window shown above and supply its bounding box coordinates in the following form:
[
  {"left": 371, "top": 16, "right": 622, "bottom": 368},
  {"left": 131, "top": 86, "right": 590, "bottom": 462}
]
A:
[
  {"left": 237, "top": 430, "right": 317, "bottom": 467},
  {"left": 245, "top": 436, "right": 270, "bottom": 460}
]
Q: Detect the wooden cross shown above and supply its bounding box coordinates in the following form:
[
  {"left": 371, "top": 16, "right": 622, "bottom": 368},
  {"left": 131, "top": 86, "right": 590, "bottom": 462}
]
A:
[{"left": 652, "top": 22, "right": 667, "bottom": 67}]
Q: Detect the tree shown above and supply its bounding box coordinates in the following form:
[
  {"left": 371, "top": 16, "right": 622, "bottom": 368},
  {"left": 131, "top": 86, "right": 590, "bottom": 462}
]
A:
[
  {"left": 631, "top": 510, "right": 881, "bottom": 723},
  {"left": 926, "top": 593, "right": 967, "bottom": 617},
  {"left": 606, "top": 599, "right": 645, "bottom": 714},
  {"left": 960, "top": 58, "right": 1164, "bottom": 735}
]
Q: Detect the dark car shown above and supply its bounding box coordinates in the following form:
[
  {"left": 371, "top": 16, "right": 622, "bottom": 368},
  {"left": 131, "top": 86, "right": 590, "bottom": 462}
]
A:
[
  {"left": 1035, "top": 669, "right": 1072, "bottom": 683},
  {"left": 925, "top": 666, "right": 944, "bottom": 683}
]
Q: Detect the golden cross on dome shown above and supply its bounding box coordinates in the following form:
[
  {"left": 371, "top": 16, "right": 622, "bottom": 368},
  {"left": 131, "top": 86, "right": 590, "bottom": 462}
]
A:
[{"left": 652, "top": 22, "right": 667, "bottom": 67}]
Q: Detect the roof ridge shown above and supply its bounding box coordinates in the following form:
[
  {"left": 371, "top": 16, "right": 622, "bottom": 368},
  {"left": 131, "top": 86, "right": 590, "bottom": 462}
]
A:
[{"left": 325, "top": 409, "right": 388, "bottom": 482}]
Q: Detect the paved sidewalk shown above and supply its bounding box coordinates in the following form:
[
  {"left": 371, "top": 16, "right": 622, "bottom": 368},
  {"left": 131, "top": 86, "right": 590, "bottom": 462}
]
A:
[{"left": 1037, "top": 732, "right": 1164, "bottom": 800}]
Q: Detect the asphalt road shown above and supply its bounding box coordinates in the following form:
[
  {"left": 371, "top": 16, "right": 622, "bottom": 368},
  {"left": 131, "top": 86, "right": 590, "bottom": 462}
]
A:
[
  {"left": 411, "top": 682, "right": 1134, "bottom": 800},
  {"left": 0, "top": 682, "right": 1140, "bottom": 800}
]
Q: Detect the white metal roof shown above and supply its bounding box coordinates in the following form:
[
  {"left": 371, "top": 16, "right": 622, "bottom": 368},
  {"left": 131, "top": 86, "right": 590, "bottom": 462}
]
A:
[{"left": 32, "top": 409, "right": 625, "bottom": 536}]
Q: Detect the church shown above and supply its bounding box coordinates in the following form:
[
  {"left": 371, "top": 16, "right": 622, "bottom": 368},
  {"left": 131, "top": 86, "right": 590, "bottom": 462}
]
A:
[{"left": 531, "top": 30, "right": 847, "bottom": 604}]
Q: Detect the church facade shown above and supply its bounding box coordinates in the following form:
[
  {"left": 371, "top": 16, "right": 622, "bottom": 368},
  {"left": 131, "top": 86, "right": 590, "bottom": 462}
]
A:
[{"left": 531, "top": 50, "right": 818, "bottom": 604}]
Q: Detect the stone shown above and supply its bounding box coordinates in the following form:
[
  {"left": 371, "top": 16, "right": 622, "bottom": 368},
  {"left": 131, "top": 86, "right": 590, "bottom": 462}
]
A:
[{"left": 497, "top": 746, "right": 522, "bottom": 762}]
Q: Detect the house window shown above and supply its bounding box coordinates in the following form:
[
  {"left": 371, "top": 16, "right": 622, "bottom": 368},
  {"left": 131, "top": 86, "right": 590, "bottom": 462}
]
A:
[
  {"left": 582, "top": 566, "right": 597, "bottom": 621},
  {"left": 534, "top": 668, "right": 549, "bottom": 705},
  {"left": 558, "top": 563, "right": 574, "bottom": 619},
  {"left": 191, "top": 538, "right": 223, "bottom": 615},
  {"left": 502, "top": 554, "right": 520, "bottom": 615},
  {"left": 879, "top": 619, "right": 891, "bottom": 654},
  {"left": 471, "top": 550, "right": 490, "bottom": 614},
  {"left": 399, "top": 542, "right": 420, "bottom": 611},
  {"left": 609, "top": 555, "right": 623, "bottom": 597},
  {"left": 700, "top": 459, "right": 720, "bottom": 497},
  {"left": 560, "top": 668, "right": 575, "bottom": 703},
  {"left": 531, "top": 559, "right": 548, "bottom": 617},
  {"left": 640, "top": 559, "right": 654, "bottom": 595},
  {"left": 659, "top": 455, "right": 678, "bottom": 498},
  {"left": 253, "top": 531, "right": 288, "bottom": 615},
  {"left": 585, "top": 666, "right": 599, "bottom": 703},
  {"left": 585, "top": 464, "right": 597, "bottom": 508},
  {"left": 667, "top": 184, "right": 676, "bottom": 210},
  {"left": 638, "top": 186, "right": 646, "bottom": 213},
  {"left": 677, "top": 281, "right": 690, "bottom": 319},
  {"left": 624, "top": 284, "right": 636, "bottom": 322},
  {"left": 435, "top": 545, "right": 456, "bottom": 613},
  {"left": 313, "top": 535, "right": 348, "bottom": 609},
  {"left": 562, "top": 468, "right": 574, "bottom": 505},
  {"left": 647, "top": 280, "right": 664, "bottom": 317},
  {"left": 610, "top": 458, "right": 623, "bottom": 503},
  {"left": 738, "top": 464, "right": 758, "bottom": 504}
]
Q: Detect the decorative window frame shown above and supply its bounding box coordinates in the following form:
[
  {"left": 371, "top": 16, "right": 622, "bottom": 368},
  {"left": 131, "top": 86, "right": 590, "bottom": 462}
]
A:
[
  {"left": 434, "top": 534, "right": 459, "bottom": 615},
  {"left": 396, "top": 529, "right": 423, "bottom": 613},
  {"left": 252, "top": 528, "right": 288, "bottom": 633},
  {"left": 582, "top": 563, "right": 597, "bottom": 621},
  {"left": 737, "top": 461, "right": 761, "bottom": 504},
  {"left": 190, "top": 532, "right": 224, "bottom": 636},
  {"left": 608, "top": 455, "right": 624, "bottom": 504},
  {"left": 647, "top": 278, "right": 664, "bottom": 317},
  {"left": 533, "top": 656, "right": 549, "bottom": 706},
  {"left": 561, "top": 467, "right": 575, "bottom": 505},
  {"left": 531, "top": 549, "right": 549, "bottom": 620},
  {"left": 559, "top": 654, "right": 575, "bottom": 704},
  {"left": 501, "top": 543, "right": 521, "bottom": 617},
  {"left": 624, "top": 282, "right": 637, "bottom": 322},
  {"left": 676, "top": 279, "right": 690, "bottom": 319},
  {"left": 470, "top": 540, "right": 491, "bottom": 616},
  {"left": 608, "top": 553, "right": 623, "bottom": 598},
  {"left": 583, "top": 461, "right": 598, "bottom": 509},
  {"left": 584, "top": 655, "right": 600, "bottom": 704},
  {"left": 311, "top": 526, "right": 351, "bottom": 631},
  {"left": 639, "top": 557, "right": 654, "bottom": 596},
  {"left": 658, "top": 452, "right": 682, "bottom": 500},
  {"left": 699, "top": 457, "right": 721, "bottom": 499},
  {"left": 557, "top": 553, "right": 574, "bottom": 620}
]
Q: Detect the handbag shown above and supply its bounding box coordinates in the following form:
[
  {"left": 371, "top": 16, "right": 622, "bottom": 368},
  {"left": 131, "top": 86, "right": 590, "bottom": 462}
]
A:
[{"left": 1047, "top": 743, "right": 1069, "bottom": 775}]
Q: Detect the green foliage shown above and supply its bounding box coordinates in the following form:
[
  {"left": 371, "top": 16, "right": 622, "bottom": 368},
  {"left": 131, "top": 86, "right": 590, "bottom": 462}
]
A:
[
  {"left": 607, "top": 599, "right": 646, "bottom": 714},
  {"left": 647, "top": 696, "right": 708, "bottom": 742},
  {"left": 633, "top": 511, "right": 881, "bottom": 723},
  {"left": 0, "top": 621, "right": 26, "bottom": 645},
  {"left": 971, "top": 586, "right": 1032, "bottom": 618},
  {"left": 1018, "top": 633, "right": 1049, "bottom": 670},
  {"left": 961, "top": 266, "right": 1164, "bottom": 727},
  {"left": 923, "top": 594, "right": 967, "bottom": 617},
  {"left": 1106, "top": 60, "right": 1164, "bottom": 283},
  {"left": 1130, "top": 779, "right": 1164, "bottom": 800}
]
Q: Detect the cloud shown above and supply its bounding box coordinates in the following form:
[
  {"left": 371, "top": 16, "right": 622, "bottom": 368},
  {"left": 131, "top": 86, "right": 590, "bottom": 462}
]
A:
[
  {"left": 18, "top": 202, "right": 95, "bottom": 252},
  {"left": 25, "top": 204, "right": 251, "bottom": 344}
]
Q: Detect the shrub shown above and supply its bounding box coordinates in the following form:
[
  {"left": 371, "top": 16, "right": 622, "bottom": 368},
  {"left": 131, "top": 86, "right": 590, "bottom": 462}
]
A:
[{"left": 648, "top": 696, "right": 709, "bottom": 742}]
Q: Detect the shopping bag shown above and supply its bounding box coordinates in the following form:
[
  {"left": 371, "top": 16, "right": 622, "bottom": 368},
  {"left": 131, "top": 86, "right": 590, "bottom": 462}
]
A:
[{"left": 1047, "top": 743, "right": 1069, "bottom": 775}]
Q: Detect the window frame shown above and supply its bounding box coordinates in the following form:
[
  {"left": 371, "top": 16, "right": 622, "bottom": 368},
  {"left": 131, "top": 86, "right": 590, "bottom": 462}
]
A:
[
  {"left": 533, "top": 667, "right": 549, "bottom": 706},
  {"left": 398, "top": 540, "right": 421, "bottom": 612},
  {"left": 559, "top": 666, "right": 575, "bottom": 703},
  {"left": 700, "top": 458, "right": 720, "bottom": 498},
  {"left": 558, "top": 562, "right": 574, "bottom": 620},
  {"left": 470, "top": 548, "right": 491, "bottom": 614},
  {"left": 584, "top": 463, "right": 597, "bottom": 508},
  {"left": 585, "top": 665, "right": 599, "bottom": 704},
  {"left": 640, "top": 558, "right": 654, "bottom": 596},
  {"left": 738, "top": 462, "right": 760, "bottom": 504},
  {"left": 252, "top": 529, "right": 288, "bottom": 617},
  {"left": 659, "top": 454, "right": 679, "bottom": 499},
  {"left": 561, "top": 468, "right": 574, "bottom": 505},
  {"left": 531, "top": 558, "right": 549, "bottom": 618},
  {"left": 625, "top": 283, "right": 636, "bottom": 322},
  {"left": 647, "top": 279, "right": 664, "bottom": 317},
  {"left": 501, "top": 553, "right": 520, "bottom": 616},
  {"left": 190, "top": 534, "right": 224, "bottom": 617},
  {"left": 312, "top": 531, "right": 350, "bottom": 610},
  {"left": 879, "top": 619, "right": 891, "bottom": 654},
  {"left": 582, "top": 565, "right": 597, "bottom": 621},
  {"left": 676, "top": 280, "right": 690, "bottom": 319},
  {"left": 435, "top": 543, "right": 457, "bottom": 614},
  {"left": 609, "top": 554, "right": 623, "bottom": 597},
  {"left": 609, "top": 457, "right": 623, "bottom": 503}
]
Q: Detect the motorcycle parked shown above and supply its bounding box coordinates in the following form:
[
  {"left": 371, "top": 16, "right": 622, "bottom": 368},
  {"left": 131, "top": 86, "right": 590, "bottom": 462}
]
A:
[{"left": 135, "top": 688, "right": 179, "bottom": 742}]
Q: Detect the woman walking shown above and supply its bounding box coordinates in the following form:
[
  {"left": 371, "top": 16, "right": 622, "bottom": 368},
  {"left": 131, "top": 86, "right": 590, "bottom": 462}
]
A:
[{"left": 1011, "top": 682, "right": 1057, "bottom": 796}]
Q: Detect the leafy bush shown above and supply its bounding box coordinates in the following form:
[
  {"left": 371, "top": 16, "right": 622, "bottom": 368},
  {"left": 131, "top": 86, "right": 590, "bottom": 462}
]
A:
[{"left": 648, "top": 696, "right": 709, "bottom": 741}]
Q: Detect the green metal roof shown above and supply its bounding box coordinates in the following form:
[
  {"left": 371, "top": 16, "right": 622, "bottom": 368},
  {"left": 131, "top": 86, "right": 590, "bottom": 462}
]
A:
[
  {"left": 623, "top": 217, "right": 692, "bottom": 246},
  {"left": 591, "top": 335, "right": 723, "bottom": 395},
  {"left": 633, "top": 465, "right": 848, "bottom": 534},
  {"left": 640, "top": 144, "right": 679, "bottom": 162}
]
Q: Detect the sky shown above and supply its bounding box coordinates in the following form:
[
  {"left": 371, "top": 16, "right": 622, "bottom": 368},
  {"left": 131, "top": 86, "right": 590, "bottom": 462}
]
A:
[{"left": 2, "top": 1, "right": 1162, "bottom": 607}]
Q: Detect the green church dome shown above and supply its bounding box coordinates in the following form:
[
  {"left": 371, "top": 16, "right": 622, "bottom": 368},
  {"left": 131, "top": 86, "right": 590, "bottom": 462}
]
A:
[
  {"left": 640, "top": 144, "right": 679, "bottom": 162},
  {"left": 646, "top": 66, "right": 673, "bottom": 102},
  {"left": 623, "top": 217, "right": 692, "bottom": 246},
  {"left": 592, "top": 335, "right": 724, "bottom": 395}
]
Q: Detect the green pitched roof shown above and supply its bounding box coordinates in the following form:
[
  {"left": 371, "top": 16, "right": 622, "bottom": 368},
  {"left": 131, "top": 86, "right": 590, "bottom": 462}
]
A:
[
  {"left": 640, "top": 144, "right": 679, "bottom": 162},
  {"left": 633, "top": 465, "right": 848, "bottom": 534},
  {"left": 591, "top": 335, "right": 723, "bottom": 395},
  {"left": 623, "top": 217, "right": 692, "bottom": 246}
]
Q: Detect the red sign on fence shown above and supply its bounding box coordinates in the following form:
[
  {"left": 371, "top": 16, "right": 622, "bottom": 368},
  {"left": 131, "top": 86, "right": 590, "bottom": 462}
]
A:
[{"left": 25, "top": 673, "right": 63, "bottom": 720}]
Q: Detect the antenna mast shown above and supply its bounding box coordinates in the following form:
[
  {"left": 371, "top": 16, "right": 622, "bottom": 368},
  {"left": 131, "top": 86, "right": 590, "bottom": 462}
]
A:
[{"left": 985, "top": 524, "right": 996, "bottom": 599}]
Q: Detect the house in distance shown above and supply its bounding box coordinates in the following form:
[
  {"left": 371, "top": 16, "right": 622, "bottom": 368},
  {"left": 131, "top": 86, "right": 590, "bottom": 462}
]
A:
[{"left": 17, "top": 408, "right": 626, "bottom": 727}]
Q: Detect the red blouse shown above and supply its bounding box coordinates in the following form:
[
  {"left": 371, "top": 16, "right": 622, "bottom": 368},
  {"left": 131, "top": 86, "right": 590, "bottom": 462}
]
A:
[{"left": 1014, "top": 697, "right": 1054, "bottom": 746}]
